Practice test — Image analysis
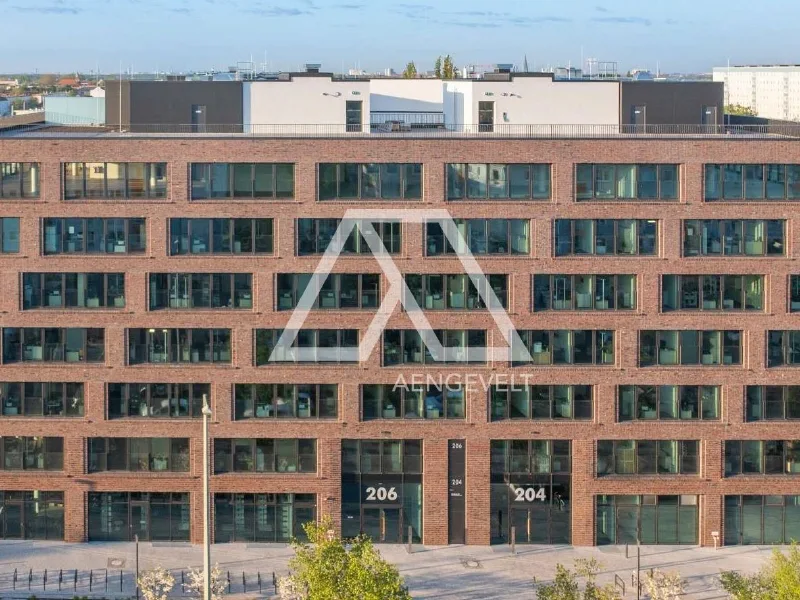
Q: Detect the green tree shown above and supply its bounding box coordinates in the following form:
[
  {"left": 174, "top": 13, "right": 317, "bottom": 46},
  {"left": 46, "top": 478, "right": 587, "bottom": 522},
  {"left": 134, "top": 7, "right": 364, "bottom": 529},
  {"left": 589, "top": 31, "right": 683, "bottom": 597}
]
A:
[
  {"left": 725, "top": 103, "right": 757, "bottom": 116},
  {"left": 433, "top": 56, "right": 442, "bottom": 78},
  {"left": 402, "top": 62, "right": 417, "bottom": 79},
  {"left": 537, "top": 559, "right": 621, "bottom": 600},
  {"left": 278, "top": 516, "right": 411, "bottom": 600},
  {"left": 720, "top": 543, "right": 800, "bottom": 600},
  {"left": 442, "top": 54, "right": 456, "bottom": 79}
]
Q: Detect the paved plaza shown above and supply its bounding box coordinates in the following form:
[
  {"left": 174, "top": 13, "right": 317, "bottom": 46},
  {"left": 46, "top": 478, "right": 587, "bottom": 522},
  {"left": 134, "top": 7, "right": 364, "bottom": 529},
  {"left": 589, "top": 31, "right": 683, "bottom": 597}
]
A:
[{"left": 0, "top": 540, "right": 778, "bottom": 599}]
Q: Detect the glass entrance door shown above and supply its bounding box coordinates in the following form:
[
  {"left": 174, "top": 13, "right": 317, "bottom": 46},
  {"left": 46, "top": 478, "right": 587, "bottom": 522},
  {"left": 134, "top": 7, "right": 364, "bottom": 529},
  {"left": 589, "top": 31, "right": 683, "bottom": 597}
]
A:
[
  {"left": 130, "top": 502, "right": 149, "bottom": 541},
  {"left": 3, "top": 504, "right": 21, "bottom": 538},
  {"left": 361, "top": 507, "right": 403, "bottom": 543}
]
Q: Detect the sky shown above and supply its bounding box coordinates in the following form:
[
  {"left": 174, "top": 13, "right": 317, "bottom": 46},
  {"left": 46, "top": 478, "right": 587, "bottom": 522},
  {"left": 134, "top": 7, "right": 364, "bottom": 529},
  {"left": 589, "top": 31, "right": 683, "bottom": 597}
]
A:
[{"left": 2, "top": 0, "right": 800, "bottom": 74}]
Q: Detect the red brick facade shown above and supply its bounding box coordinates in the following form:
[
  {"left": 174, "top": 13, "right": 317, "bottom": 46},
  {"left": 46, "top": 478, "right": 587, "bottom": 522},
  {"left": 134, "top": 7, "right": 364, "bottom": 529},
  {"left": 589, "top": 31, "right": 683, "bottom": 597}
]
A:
[{"left": 0, "top": 136, "right": 799, "bottom": 546}]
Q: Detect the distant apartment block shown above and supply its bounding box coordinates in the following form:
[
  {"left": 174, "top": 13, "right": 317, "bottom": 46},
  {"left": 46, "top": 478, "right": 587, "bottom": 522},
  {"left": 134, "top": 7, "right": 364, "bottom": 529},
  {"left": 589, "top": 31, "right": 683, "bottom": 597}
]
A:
[{"left": 714, "top": 65, "right": 800, "bottom": 120}]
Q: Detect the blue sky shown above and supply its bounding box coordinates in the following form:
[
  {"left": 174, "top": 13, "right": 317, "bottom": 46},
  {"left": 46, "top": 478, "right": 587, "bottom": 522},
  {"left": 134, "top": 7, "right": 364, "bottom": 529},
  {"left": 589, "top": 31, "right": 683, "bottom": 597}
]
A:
[{"left": 2, "top": 0, "right": 800, "bottom": 74}]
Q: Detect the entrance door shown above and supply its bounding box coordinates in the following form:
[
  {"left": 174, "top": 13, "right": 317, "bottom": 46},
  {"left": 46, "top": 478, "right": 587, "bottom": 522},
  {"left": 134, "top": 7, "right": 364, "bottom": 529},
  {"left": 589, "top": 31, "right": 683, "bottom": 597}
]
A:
[
  {"left": 191, "top": 104, "right": 207, "bottom": 133},
  {"left": 4, "top": 504, "right": 22, "bottom": 538},
  {"left": 616, "top": 505, "right": 639, "bottom": 544},
  {"left": 701, "top": 105, "right": 718, "bottom": 127},
  {"left": 631, "top": 105, "right": 646, "bottom": 129},
  {"left": 130, "top": 502, "right": 149, "bottom": 541},
  {"left": 361, "top": 507, "right": 403, "bottom": 543},
  {"left": 478, "top": 101, "right": 494, "bottom": 132}
]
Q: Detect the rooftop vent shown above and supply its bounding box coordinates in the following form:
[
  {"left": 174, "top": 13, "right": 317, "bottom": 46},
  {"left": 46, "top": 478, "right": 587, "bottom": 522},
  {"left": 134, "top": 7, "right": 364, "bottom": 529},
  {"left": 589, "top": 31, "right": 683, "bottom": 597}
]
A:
[
  {"left": 305, "top": 63, "right": 322, "bottom": 74},
  {"left": 495, "top": 63, "right": 514, "bottom": 74}
]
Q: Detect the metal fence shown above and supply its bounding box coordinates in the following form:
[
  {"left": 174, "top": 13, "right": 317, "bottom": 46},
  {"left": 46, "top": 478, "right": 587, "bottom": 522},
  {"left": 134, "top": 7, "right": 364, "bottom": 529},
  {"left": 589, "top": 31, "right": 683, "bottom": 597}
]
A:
[
  {"left": 4, "top": 121, "right": 800, "bottom": 139},
  {"left": 0, "top": 567, "right": 279, "bottom": 597}
]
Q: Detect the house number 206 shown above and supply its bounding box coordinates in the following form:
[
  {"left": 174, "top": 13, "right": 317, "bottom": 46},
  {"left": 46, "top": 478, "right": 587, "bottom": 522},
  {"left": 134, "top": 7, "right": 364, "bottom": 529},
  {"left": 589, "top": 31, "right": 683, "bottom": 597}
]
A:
[{"left": 365, "top": 486, "right": 398, "bottom": 501}]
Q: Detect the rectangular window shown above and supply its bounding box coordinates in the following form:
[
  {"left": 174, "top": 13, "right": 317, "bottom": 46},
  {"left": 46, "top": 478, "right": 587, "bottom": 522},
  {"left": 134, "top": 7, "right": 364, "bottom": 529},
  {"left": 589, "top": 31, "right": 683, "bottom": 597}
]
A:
[
  {"left": 618, "top": 386, "right": 719, "bottom": 421},
  {"left": 234, "top": 384, "right": 338, "bottom": 420},
  {"left": 1, "top": 328, "right": 104, "bottom": 364},
  {"left": 127, "top": 329, "right": 231, "bottom": 365},
  {"left": 107, "top": 383, "right": 210, "bottom": 419},
  {"left": 148, "top": 273, "right": 252, "bottom": 310},
  {"left": 661, "top": 275, "right": 763, "bottom": 312},
  {"left": 190, "top": 163, "right": 294, "bottom": 199},
  {"left": 766, "top": 331, "right": 800, "bottom": 367},
  {"left": 63, "top": 162, "right": 166, "bottom": 199},
  {"left": 0, "top": 437, "right": 63, "bottom": 470},
  {"left": 0, "top": 163, "right": 39, "bottom": 198},
  {"left": 42, "top": 218, "right": 145, "bottom": 255},
  {"left": 255, "top": 329, "right": 359, "bottom": 365},
  {"left": 512, "top": 330, "right": 614, "bottom": 366},
  {"left": 746, "top": 386, "right": 800, "bottom": 422},
  {"left": 638, "top": 330, "right": 741, "bottom": 367},
  {"left": 426, "top": 219, "right": 529, "bottom": 256},
  {"left": 682, "top": 219, "right": 785, "bottom": 257},
  {"left": 404, "top": 274, "right": 508, "bottom": 310},
  {"left": 724, "top": 441, "right": 800, "bottom": 476},
  {"left": 88, "top": 438, "right": 189, "bottom": 473},
  {"left": 491, "top": 440, "right": 571, "bottom": 474},
  {"left": 276, "top": 273, "right": 379, "bottom": 310},
  {"left": 554, "top": 219, "right": 658, "bottom": 256},
  {"left": 214, "top": 493, "right": 316, "bottom": 543},
  {"left": 0, "top": 218, "right": 20, "bottom": 253},
  {"left": 490, "top": 385, "right": 592, "bottom": 421},
  {"left": 22, "top": 273, "right": 125, "bottom": 309},
  {"left": 317, "top": 163, "right": 421, "bottom": 200},
  {"left": 596, "top": 440, "right": 699, "bottom": 476},
  {"left": 447, "top": 163, "right": 550, "bottom": 200},
  {"left": 724, "top": 496, "right": 800, "bottom": 546},
  {"left": 362, "top": 384, "right": 465, "bottom": 420},
  {"left": 576, "top": 164, "right": 678, "bottom": 201},
  {"left": 297, "top": 219, "right": 401, "bottom": 255},
  {"left": 168, "top": 218, "right": 272, "bottom": 255},
  {"left": 341, "top": 439, "right": 422, "bottom": 474},
  {"left": 88, "top": 492, "right": 190, "bottom": 542},
  {"left": 533, "top": 274, "right": 636, "bottom": 311},
  {"left": 597, "top": 495, "right": 698, "bottom": 545},
  {"left": 0, "top": 382, "right": 83, "bottom": 417},
  {"left": 705, "top": 164, "right": 800, "bottom": 200},
  {"left": 382, "top": 329, "right": 486, "bottom": 366},
  {"left": 213, "top": 439, "right": 316, "bottom": 474}
]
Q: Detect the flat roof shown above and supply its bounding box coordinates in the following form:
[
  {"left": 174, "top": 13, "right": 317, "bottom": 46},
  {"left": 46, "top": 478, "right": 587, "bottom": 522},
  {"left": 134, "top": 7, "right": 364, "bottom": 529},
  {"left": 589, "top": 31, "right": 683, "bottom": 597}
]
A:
[{"left": 1, "top": 123, "right": 797, "bottom": 140}]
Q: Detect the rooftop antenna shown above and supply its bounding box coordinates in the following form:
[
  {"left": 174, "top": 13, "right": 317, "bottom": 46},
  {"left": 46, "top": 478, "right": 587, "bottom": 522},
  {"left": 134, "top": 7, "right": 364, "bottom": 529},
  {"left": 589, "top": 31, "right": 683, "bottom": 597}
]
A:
[{"left": 523, "top": 54, "right": 529, "bottom": 73}]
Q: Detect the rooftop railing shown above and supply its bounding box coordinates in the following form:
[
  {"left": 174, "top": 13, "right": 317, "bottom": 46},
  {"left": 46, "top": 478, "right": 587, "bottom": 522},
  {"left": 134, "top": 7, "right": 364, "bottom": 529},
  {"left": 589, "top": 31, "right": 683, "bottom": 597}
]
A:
[{"left": 2, "top": 121, "right": 800, "bottom": 139}]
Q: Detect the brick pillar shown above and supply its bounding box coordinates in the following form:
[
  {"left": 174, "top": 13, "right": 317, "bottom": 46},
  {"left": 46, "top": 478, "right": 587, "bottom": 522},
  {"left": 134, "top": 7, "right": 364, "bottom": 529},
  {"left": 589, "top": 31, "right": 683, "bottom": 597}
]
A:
[
  {"left": 467, "top": 438, "right": 491, "bottom": 545},
  {"left": 423, "top": 437, "right": 448, "bottom": 545},
  {"left": 571, "top": 439, "right": 595, "bottom": 546},
  {"left": 105, "top": 326, "right": 126, "bottom": 368},
  {"left": 64, "top": 488, "right": 86, "bottom": 543},
  {"left": 317, "top": 437, "right": 341, "bottom": 529},
  {"left": 703, "top": 439, "right": 724, "bottom": 548}
]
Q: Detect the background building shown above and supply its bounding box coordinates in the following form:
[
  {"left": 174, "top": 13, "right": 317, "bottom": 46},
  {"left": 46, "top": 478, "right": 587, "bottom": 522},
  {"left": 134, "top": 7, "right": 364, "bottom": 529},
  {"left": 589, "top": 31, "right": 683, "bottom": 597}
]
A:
[
  {"left": 713, "top": 64, "right": 800, "bottom": 120},
  {"left": 0, "top": 74, "right": 796, "bottom": 550}
]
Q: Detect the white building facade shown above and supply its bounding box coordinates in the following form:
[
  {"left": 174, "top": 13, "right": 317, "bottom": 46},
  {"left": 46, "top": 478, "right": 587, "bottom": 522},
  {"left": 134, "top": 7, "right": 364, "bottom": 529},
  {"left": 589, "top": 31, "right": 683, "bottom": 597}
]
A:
[{"left": 713, "top": 65, "right": 800, "bottom": 120}]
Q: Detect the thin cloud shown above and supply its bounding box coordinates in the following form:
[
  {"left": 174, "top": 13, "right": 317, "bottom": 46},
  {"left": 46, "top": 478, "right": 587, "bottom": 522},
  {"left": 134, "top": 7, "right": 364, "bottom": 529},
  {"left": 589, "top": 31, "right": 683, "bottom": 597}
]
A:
[
  {"left": 592, "top": 16, "right": 652, "bottom": 26},
  {"left": 332, "top": 3, "right": 363, "bottom": 8},
  {"left": 595, "top": 5, "right": 610, "bottom": 12},
  {"left": 12, "top": 4, "right": 81, "bottom": 13},
  {"left": 168, "top": 7, "right": 192, "bottom": 13},
  {"left": 245, "top": 6, "right": 312, "bottom": 15}
]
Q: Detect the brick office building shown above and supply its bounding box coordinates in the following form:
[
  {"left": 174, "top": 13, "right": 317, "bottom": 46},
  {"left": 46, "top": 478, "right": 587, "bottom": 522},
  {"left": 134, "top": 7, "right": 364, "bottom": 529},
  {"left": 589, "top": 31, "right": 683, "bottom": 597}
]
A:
[{"left": 0, "top": 71, "right": 798, "bottom": 547}]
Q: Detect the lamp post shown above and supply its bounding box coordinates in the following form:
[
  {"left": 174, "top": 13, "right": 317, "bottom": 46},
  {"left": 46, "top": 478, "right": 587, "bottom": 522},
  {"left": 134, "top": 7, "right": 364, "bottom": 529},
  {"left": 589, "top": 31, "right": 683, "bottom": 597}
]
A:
[{"left": 202, "top": 393, "right": 212, "bottom": 600}]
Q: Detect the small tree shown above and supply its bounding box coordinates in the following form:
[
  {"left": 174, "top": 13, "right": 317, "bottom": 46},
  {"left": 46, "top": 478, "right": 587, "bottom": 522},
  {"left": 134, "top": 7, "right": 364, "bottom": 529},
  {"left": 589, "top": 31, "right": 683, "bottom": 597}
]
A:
[
  {"left": 278, "top": 516, "right": 410, "bottom": 600},
  {"left": 402, "top": 62, "right": 417, "bottom": 79},
  {"left": 38, "top": 74, "right": 57, "bottom": 87},
  {"left": 433, "top": 56, "right": 442, "bottom": 78},
  {"left": 537, "top": 558, "right": 620, "bottom": 600},
  {"left": 720, "top": 543, "right": 800, "bottom": 600},
  {"left": 725, "top": 103, "right": 757, "bottom": 116},
  {"left": 442, "top": 55, "right": 456, "bottom": 79},
  {"left": 641, "top": 569, "right": 686, "bottom": 600},
  {"left": 184, "top": 564, "right": 227, "bottom": 600},
  {"left": 137, "top": 566, "right": 175, "bottom": 600}
]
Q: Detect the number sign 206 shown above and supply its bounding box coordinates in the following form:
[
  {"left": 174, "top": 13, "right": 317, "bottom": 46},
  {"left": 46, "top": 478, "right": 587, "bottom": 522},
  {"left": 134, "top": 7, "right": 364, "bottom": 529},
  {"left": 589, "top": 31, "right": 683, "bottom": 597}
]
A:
[
  {"left": 365, "top": 486, "right": 398, "bottom": 501},
  {"left": 513, "top": 486, "right": 546, "bottom": 502}
]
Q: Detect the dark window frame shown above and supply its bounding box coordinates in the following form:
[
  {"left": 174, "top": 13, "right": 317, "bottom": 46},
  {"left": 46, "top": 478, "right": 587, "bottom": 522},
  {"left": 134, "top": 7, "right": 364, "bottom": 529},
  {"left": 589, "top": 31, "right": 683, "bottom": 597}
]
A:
[
  {"left": 0, "top": 436, "right": 63, "bottom": 471},
  {"left": 276, "top": 273, "right": 380, "bottom": 311},
  {"left": 213, "top": 438, "right": 317, "bottom": 474},
  {"left": 234, "top": 383, "right": 338, "bottom": 420},
  {"left": 361, "top": 384, "right": 466, "bottom": 420},
  {"left": 767, "top": 330, "right": 800, "bottom": 367},
  {"left": 1, "top": 327, "right": 105, "bottom": 364},
  {"left": 0, "top": 382, "right": 84, "bottom": 417},
  {"left": 575, "top": 164, "right": 679, "bottom": 201},
  {"left": 382, "top": 329, "right": 487, "bottom": 366},
  {"left": 190, "top": 163, "right": 294, "bottom": 200},
  {"left": 148, "top": 273, "right": 253, "bottom": 310},
  {"left": 661, "top": 274, "right": 764, "bottom": 312},
  {"left": 490, "top": 385, "right": 593, "bottom": 421},
  {"left": 512, "top": 330, "right": 615, "bottom": 366},
  {"left": 746, "top": 386, "right": 800, "bottom": 421},
  {"left": 296, "top": 219, "right": 402, "bottom": 255},
  {"left": 88, "top": 437, "right": 190, "bottom": 473},
  {"left": 126, "top": 328, "right": 231, "bottom": 365},
  {"left": 596, "top": 440, "right": 699, "bottom": 476},
  {"left": 42, "top": 218, "right": 146, "bottom": 255},
  {"left": 168, "top": 218, "right": 273, "bottom": 256},
  {"left": 107, "top": 383, "right": 210, "bottom": 419},
  {"left": 341, "top": 439, "right": 423, "bottom": 475},
  {"left": 446, "top": 163, "right": 551, "bottom": 200},
  {"left": 533, "top": 274, "right": 636, "bottom": 311},
  {"left": 490, "top": 440, "right": 572, "bottom": 475},
  {"left": 22, "top": 272, "right": 125, "bottom": 310},
  {"left": 638, "top": 330, "right": 742, "bottom": 367},
  {"left": 724, "top": 440, "right": 800, "bottom": 476},
  {"left": 318, "top": 163, "right": 422, "bottom": 200},
  {"left": 682, "top": 219, "right": 785, "bottom": 257},
  {"left": 617, "top": 385, "right": 720, "bottom": 422},
  {"left": 255, "top": 329, "right": 359, "bottom": 365},
  {"left": 0, "top": 162, "right": 40, "bottom": 199},
  {"left": 425, "top": 218, "right": 530, "bottom": 256},
  {"left": 705, "top": 163, "right": 800, "bottom": 201},
  {"left": 404, "top": 274, "right": 508, "bottom": 310},
  {"left": 63, "top": 162, "right": 167, "bottom": 200},
  {"left": 554, "top": 219, "right": 658, "bottom": 257}
]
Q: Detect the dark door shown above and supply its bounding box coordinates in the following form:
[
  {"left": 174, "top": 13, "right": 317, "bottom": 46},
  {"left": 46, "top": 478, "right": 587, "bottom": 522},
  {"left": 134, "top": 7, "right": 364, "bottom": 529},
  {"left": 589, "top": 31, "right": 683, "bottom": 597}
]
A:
[
  {"left": 448, "top": 439, "right": 466, "bottom": 544},
  {"left": 130, "top": 502, "right": 149, "bottom": 541},
  {"left": 479, "top": 101, "right": 494, "bottom": 132},
  {"left": 701, "top": 105, "right": 718, "bottom": 126},
  {"left": 346, "top": 101, "right": 362, "bottom": 132},
  {"left": 4, "top": 504, "right": 22, "bottom": 538},
  {"left": 361, "top": 507, "right": 403, "bottom": 543},
  {"left": 191, "top": 104, "right": 207, "bottom": 133},
  {"left": 631, "top": 105, "right": 646, "bottom": 129}
]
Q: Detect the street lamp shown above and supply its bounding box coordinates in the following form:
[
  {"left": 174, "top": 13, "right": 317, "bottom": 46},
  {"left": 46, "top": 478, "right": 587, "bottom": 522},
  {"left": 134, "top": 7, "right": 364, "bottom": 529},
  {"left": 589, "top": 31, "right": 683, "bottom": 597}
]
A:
[{"left": 202, "top": 393, "right": 212, "bottom": 600}]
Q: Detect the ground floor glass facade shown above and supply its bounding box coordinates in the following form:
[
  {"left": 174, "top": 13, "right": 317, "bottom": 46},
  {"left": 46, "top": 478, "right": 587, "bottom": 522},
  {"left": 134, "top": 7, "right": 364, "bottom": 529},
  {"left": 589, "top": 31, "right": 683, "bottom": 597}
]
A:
[
  {"left": 596, "top": 495, "right": 698, "bottom": 545},
  {"left": 724, "top": 495, "right": 800, "bottom": 545},
  {"left": 214, "top": 493, "right": 315, "bottom": 543},
  {"left": 88, "top": 492, "right": 190, "bottom": 541}
]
